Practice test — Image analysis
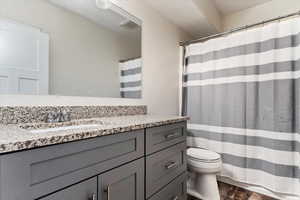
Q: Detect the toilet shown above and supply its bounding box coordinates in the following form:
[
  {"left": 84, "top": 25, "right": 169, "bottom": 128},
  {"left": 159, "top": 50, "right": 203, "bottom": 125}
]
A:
[{"left": 187, "top": 148, "right": 222, "bottom": 200}]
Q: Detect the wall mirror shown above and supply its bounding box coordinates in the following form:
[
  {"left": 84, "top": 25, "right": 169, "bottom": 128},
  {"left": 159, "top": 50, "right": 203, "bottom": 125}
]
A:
[{"left": 0, "top": 0, "right": 142, "bottom": 99}]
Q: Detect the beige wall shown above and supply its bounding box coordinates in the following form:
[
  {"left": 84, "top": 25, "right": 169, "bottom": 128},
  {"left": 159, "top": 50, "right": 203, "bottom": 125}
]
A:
[
  {"left": 0, "top": 0, "right": 141, "bottom": 98},
  {"left": 223, "top": 0, "right": 300, "bottom": 31},
  {"left": 0, "top": 0, "right": 191, "bottom": 115},
  {"left": 112, "top": 0, "right": 191, "bottom": 115}
]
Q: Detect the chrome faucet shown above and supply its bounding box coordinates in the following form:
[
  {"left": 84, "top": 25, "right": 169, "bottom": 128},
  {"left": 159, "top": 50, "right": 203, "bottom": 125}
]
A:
[{"left": 46, "top": 110, "right": 71, "bottom": 123}]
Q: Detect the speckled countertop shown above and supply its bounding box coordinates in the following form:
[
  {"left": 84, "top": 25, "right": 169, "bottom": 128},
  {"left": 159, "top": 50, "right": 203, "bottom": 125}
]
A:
[{"left": 0, "top": 115, "right": 188, "bottom": 154}]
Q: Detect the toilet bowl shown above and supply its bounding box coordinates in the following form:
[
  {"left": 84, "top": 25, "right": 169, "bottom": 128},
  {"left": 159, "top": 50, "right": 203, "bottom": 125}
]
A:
[{"left": 187, "top": 148, "right": 222, "bottom": 200}]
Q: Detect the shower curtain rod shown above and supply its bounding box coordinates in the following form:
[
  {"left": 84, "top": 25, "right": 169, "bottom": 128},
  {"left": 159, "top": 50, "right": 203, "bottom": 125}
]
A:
[{"left": 180, "top": 10, "right": 300, "bottom": 46}]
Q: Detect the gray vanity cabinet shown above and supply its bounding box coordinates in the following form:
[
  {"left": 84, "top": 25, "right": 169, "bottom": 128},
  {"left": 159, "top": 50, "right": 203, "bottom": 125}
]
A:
[
  {"left": 40, "top": 177, "right": 98, "bottom": 200},
  {"left": 98, "top": 158, "right": 144, "bottom": 200},
  {"left": 0, "top": 121, "right": 187, "bottom": 200}
]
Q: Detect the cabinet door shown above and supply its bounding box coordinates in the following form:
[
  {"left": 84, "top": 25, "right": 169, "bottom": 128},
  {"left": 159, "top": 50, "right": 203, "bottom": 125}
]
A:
[
  {"left": 99, "top": 158, "right": 144, "bottom": 200},
  {"left": 41, "top": 177, "right": 97, "bottom": 200}
]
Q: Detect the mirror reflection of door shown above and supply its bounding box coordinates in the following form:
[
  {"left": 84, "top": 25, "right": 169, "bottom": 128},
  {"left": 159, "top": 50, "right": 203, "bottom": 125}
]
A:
[
  {"left": 0, "top": 20, "right": 49, "bottom": 95},
  {"left": 0, "top": 0, "right": 142, "bottom": 98}
]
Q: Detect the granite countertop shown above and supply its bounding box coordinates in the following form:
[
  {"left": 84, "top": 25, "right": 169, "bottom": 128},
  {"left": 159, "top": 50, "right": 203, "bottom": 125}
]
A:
[{"left": 0, "top": 115, "right": 188, "bottom": 154}]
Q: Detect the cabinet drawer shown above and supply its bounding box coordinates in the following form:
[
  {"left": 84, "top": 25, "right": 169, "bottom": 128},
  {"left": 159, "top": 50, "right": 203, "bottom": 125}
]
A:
[
  {"left": 146, "top": 142, "right": 187, "bottom": 198},
  {"left": 146, "top": 122, "right": 186, "bottom": 155},
  {"left": 40, "top": 177, "right": 97, "bottom": 200},
  {"left": 148, "top": 173, "right": 187, "bottom": 200}
]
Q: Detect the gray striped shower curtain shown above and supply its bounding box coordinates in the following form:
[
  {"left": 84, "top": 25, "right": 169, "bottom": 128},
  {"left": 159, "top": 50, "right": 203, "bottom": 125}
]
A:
[
  {"left": 119, "top": 58, "right": 142, "bottom": 98},
  {"left": 182, "top": 17, "right": 300, "bottom": 197}
]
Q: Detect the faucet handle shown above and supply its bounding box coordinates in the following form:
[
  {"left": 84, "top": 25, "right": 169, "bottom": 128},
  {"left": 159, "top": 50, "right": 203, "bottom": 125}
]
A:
[
  {"left": 45, "top": 110, "right": 71, "bottom": 123},
  {"left": 46, "top": 111, "right": 57, "bottom": 123},
  {"left": 61, "top": 110, "right": 71, "bottom": 122}
]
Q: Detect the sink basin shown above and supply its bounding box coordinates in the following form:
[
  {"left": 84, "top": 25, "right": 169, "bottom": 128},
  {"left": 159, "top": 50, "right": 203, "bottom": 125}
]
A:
[
  {"left": 18, "top": 117, "right": 129, "bottom": 134},
  {"left": 18, "top": 119, "right": 112, "bottom": 133},
  {"left": 29, "top": 124, "right": 104, "bottom": 133}
]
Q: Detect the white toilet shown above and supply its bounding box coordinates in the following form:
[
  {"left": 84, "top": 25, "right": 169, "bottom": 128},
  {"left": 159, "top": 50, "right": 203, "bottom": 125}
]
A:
[{"left": 187, "top": 148, "right": 222, "bottom": 200}]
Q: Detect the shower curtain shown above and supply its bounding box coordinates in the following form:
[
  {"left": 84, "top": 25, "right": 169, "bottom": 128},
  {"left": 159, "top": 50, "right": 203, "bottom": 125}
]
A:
[
  {"left": 183, "top": 17, "right": 300, "bottom": 197},
  {"left": 119, "top": 58, "right": 142, "bottom": 98}
]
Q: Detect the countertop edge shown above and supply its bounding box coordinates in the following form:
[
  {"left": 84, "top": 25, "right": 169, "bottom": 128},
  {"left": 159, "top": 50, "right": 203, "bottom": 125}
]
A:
[{"left": 0, "top": 116, "right": 188, "bottom": 154}]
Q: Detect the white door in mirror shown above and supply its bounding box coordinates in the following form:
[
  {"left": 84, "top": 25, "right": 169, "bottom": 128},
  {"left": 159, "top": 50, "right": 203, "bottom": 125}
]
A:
[{"left": 0, "top": 20, "right": 49, "bottom": 95}]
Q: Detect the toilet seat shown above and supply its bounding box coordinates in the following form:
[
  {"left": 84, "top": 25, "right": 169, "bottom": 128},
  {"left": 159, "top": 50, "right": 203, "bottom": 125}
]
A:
[
  {"left": 187, "top": 148, "right": 221, "bottom": 162},
  {"left": 187, "top": 148, "right": 222, "bottom": 173}
]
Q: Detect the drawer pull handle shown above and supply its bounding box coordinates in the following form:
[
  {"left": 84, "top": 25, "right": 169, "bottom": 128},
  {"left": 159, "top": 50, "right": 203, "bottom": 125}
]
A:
[
  {"left": 165, "top": 133, "right": 177, "bottom": 139},
  {"left": 165, "top": 161, "right": 178, "bottom": 169},
  {"left": 88, "top": 193, "right": 96, "bottom": 200},
  {"left": 104, "top": 186, "right": 111, "bottom": 200},
  {"left": 171, "top": 196, "right": 179, "bottom": 200}
]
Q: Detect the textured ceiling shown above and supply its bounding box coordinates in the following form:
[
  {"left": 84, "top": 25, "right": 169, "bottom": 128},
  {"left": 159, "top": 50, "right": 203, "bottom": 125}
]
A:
[
  {"left": 213, "top": 0, "right": 272, "bottom": 15},
  {"left": 144, "top": 0, "right": 273, "bottom": 37},
  {"left": 144, "top": 0, "right": 221, "bottom": 38}
]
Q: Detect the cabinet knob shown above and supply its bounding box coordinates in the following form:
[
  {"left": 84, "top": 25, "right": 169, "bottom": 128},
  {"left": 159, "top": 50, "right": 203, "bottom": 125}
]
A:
[
  {"left": 104, "top": 186, "right": 111, "bottom": 200},
  {"left": 165, "top": 133, "right": 177, "bottom": 139},
  {"left": 172, "top": 196, "right": 179, "bottom": 200},
  {"left": 165, "top": 161, "right": 178, "bottom": 170}
]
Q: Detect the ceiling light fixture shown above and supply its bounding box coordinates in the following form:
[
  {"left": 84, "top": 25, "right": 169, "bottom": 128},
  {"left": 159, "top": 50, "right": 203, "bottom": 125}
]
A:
[{"left": 95, "top": 0, "right": 112, "bottom": 9}]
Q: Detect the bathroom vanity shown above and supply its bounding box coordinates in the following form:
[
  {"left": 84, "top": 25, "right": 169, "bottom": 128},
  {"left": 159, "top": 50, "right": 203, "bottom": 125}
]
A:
[
  {"left": 0, "top": 106, "right": 188, "bottom": 200},
  {"left": 0, "top": 0, "right": 188, "bottom": 199}
]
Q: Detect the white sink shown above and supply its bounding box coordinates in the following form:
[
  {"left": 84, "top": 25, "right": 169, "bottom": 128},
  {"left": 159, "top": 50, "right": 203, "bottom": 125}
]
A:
[{"left": 29, "top": 124, "right": 103, "bottom": 133}]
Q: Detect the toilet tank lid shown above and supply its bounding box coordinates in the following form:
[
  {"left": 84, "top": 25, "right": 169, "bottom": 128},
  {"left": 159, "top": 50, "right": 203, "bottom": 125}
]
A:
[{"left": 187, "top": 148, "right": 221, "bottom": 161}]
